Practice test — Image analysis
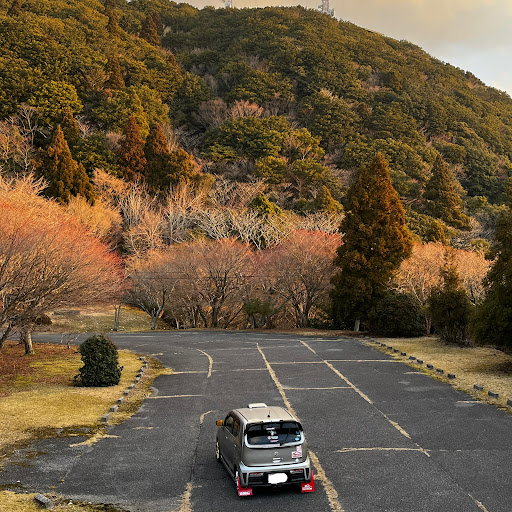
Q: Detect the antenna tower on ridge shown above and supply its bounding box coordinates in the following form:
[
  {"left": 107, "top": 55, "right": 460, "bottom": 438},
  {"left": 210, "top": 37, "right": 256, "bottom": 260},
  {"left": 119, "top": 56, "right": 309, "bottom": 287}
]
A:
[
  {"left": 225, "top": 0, "right": 233, "bottom": 7},
  {"left": 318, "top": 0, "right": 335, "bottom": 17}
]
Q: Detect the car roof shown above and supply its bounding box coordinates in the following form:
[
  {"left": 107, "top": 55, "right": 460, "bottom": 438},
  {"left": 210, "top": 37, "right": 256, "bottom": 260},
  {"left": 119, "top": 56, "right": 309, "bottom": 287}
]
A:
[{"left": 234, "top": 405, "right": 297, "bottom": 424}]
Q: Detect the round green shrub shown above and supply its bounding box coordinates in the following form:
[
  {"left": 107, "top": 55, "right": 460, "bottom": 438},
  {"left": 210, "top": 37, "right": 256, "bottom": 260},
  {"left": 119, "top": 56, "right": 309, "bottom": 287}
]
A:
[
  {"left": 368, "top": 293, "right": 425, "bottom": 337},
  {"left": 74, "top": 334, "right": 122, "bottom": 387}
]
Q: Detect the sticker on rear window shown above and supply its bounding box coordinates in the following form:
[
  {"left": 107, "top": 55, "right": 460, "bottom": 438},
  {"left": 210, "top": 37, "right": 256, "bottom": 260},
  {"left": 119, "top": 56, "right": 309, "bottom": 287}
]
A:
[{"left": 292, "top": 445, "right": 302, "bottom": 458}]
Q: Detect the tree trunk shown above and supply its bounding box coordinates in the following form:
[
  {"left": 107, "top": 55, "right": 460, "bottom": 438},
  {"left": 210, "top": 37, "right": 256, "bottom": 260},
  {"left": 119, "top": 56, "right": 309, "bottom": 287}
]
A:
[
  {"left": 114, "top": 304, "right": 122, "bottom": 331},
  {"left": 22, "top": 329, "right": 34, "bottom": 355},
  {"left": 354, "top": 318, "right": 360, "bottom": 332},
  {"left": 0, "top": 324, "right": 13, "bottom": 351}
]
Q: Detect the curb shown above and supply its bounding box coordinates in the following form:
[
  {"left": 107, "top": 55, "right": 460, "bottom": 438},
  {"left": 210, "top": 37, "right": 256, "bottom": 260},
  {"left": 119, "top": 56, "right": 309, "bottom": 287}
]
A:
[
  {"left": 99, "top": 358, "right": 149, "bottom": 424},
  {"left": 369, "top": 338, "right": 512, "bottom": 411}
]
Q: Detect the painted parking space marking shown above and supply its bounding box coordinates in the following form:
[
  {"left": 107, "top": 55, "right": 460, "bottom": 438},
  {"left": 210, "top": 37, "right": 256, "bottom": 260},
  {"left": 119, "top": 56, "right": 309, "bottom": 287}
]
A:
[
  {"left": 196, "top": 349, "right": 213, "bottom": 378},
  {"left": 256, "top": 343, "right": 345, "bottom": 512},
  {"left": 337, "top": 447, "right": 429, "bottom": 454},
  {"left": 283, "top": 386, "right": 351, "bottom": 390},
  {"left": 148, "top": 395, "right": 203, "bottom": 399}
]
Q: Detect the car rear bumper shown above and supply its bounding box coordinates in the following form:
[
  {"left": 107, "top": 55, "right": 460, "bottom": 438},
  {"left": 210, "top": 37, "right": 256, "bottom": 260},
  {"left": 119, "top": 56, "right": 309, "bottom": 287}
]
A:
[{"left": 238, "top": 457, "right": 312, "bottom": 487}]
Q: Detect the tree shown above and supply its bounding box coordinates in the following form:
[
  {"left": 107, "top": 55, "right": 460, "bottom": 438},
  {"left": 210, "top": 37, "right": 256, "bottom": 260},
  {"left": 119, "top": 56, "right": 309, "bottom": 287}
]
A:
[
  {"left": 262, "top": 230, "right": 341, "bottom": 327},
  {"left": 106, "top": 56, "right": 125, "bottom": 91},
  {"left": 331, "top": 153, "right": 412, "bottom": 329},
  {"left": 429, "top": 250, "right": 472, "bottom": 346},
  {"left": 471, "top": 187, "right": 512, "bottom": 348},
  {"left": 7, "top": 0, "right": 21, "bottom": 16},
  {"left": 59, "top": 106, "right": 81, "bottom": 152},
  {"left": 117, "top": 115, "right": 146, "bottom": 182},
  {"left": 144, "top": 123, "right": 171, "bottom": 192},
  {"left": 38, "top": 125, "right": 95, "bottom": 205},
  {"left": 141, "top": 14, "right": 160, "bottom": 46},
  {"left": 0, "top": 175, "right": 123, "bottom": 353},
  {"left": 126, "top": 250, "right": 179, "bottom": 330},
  {"left": 424, "top": 155, "right": 471, "bottom": 230}
]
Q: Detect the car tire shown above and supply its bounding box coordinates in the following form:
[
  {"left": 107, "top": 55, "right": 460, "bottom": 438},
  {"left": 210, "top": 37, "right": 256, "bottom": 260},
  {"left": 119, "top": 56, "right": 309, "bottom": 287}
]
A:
[{"left": 215, "top": 440, "right": 221, "bottom": 463}]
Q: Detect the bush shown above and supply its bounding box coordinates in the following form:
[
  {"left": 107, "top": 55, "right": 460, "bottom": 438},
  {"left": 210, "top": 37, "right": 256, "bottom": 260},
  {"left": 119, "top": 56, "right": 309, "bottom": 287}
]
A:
[
  {"left": 74, "top": 334, "right": 122, "bottom": 387},
  {"left": 368, "top": 293, "right": 425, "bottom": 337},
  {"left": 429, "top": 288, "right": 472, "bottom": 345}
]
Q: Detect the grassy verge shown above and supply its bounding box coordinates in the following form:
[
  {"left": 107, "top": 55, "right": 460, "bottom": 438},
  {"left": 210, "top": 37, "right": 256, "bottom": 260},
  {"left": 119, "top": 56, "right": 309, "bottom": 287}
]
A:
[
  {"left": 360, "top": 335, "right": 512, "bottom": 409},
  {"left": 0, "top": 340, "right": 168, "bottom": 510},
  {"left": 47, "top": 305, "right": 169, "bottom": 334}
]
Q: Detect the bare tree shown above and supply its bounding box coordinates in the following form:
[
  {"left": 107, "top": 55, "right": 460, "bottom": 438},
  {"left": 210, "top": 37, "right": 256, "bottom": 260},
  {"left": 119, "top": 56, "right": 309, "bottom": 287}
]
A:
[{"left": 0, "top": 175, "right": 123, "bottom": 353}]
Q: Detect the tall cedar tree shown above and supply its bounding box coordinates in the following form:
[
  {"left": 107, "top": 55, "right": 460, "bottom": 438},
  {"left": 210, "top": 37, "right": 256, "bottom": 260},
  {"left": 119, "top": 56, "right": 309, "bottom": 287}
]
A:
[
  {"left": 424, "top": 155, "right": 471, "bottom": 230},
  {"left": 168, "top": 148, "right": 198, "bottom": 184},
  {"left": 106, "top": 56, "right": 125, "bottom": 90},
  {"left": 117, "top": 115, "right": 146, "bottom": 182},
  {"left": 105, "top": 0, "right": 120, "bottom": 37},
  {"left": 331, "top": 153, "right": 412, "bottom": 329},
  {"left": 144, "top": 123, "right": 170, "bottom": 192},
  {"left": 141, "top": 14, "right": 160, "bottom": 46},
  {"left": 59, "top": 106, "right": 81, "bottom": 151},
  {"left": 471, "top": 186, "right": 512, "bottom": 348},
  {"left": 39, "top": 125, "right": 95, "bottom": 205}
]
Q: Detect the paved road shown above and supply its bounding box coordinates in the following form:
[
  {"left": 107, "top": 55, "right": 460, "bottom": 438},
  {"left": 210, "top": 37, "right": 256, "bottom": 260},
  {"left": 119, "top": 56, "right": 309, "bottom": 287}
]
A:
[{"left": 1, "top": 331, "right": 511, "bottom": 512}]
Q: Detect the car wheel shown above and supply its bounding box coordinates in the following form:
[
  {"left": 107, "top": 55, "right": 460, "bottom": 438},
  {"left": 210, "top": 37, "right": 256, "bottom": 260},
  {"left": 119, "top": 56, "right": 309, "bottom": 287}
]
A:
[{"left": 215, "top": 440, "right": 221, "bottom": 463}]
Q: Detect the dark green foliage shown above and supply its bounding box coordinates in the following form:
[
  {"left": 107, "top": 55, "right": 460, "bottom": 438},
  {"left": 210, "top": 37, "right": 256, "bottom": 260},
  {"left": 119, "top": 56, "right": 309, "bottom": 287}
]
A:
[
  {"left": 117, "top": 115, "right": 146, "bottom": 182},
  {"left": 38, "top": 125, "right": 96, "bottom": 205},
  {"left": 368, "top": 293, "right": 425, "bottom": 337},
  {"left": 423, "top": 155, "right": 471, "bottom": 230},
  {"left": 7, "top": 0, "right": 21, "bottom": 16},
  {"left": 471, "top": 188, "right": 512, "bottom": 348},
  {"left": 331, "top": 153, "right": 413, "bottom": 328},
  {"left": 144, "top": 122, "right": 171, "bottom": 192},
  {"left": 59, "top": 106, "right": 81, "bottom": 152},
  {"left": 429, "top": 252, "right": 472, "bottom": 346},
  {"left": 106, "top": 56, "right": 125, "bottom": 90},
  {"left": 141, "top": 14, "right": 160, "bottom": 46},
  {"left": 74, "top": 335, "right": 122, "bottom": 387},
  {"left": 249, "top": 192, "right": 282, "bottom": 216},
  {"left": 243, "top": 299, "right": 275, "bottom": 328}
]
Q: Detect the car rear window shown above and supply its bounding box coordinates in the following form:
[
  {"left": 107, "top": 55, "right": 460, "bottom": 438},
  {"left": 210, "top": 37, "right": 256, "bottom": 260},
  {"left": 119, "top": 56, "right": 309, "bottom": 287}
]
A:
[{"left": 245, "top": 421, "right": 302, "bottom": 445}]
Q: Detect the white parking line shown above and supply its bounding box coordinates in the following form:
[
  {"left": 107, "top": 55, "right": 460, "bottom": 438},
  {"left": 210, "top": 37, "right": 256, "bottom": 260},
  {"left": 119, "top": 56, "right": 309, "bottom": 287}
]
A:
[{"left": 257, "top": 343, "right": 345, "bottom": 512}]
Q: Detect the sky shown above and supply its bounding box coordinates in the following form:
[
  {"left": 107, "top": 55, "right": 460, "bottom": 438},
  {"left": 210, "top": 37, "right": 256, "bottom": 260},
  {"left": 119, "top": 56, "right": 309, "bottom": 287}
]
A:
[{"left": 188, "top": 0, "right": 512, "bottom": 97}]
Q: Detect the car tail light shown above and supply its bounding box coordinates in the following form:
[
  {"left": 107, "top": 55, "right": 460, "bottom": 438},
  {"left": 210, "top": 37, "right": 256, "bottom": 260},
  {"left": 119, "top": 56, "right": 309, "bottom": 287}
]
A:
[
  {"left": 249, "top": 472, "right": 264, "bottom": 477},
  {"left": 290, "top": 469, "right": 304, "bottom": 474}
]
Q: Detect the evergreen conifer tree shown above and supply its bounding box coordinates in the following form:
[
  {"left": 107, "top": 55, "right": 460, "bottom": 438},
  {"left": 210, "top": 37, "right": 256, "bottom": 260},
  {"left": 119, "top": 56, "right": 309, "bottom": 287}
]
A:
[
  {"left": 331, "top": 153, "right": 412, "bottom": 329},
  {"left": 424, "top": 155, "right": 471, "bottom": 230},
  {"left": 39, "top": 125, "right": 95, "bottom": 204},
  {"left": 141, "top": 14, "right": 160, "bottom": 46},
  {"left": 59, "top": 106, "right": 81, "bottom": 151},
  {"left": 168, "top": 148, "right": 198, "bottom": 185},
  {"left": 117, "top": 115, "right": 146, "bottom": 182},
  {"left": 313, "top": 185, "right": 343, "bottom": 213},
  {"left": 471, "top": 186, "right": 512, "bottom": 348},
  {"left": 106, "top": 56, "right": 125, "bottom": 90},
  {"left": 105, "top": 0, "right": 120, "bottom": 37},
  {"left": 144, "top": 123, "right": 171, "bottom": 192}
]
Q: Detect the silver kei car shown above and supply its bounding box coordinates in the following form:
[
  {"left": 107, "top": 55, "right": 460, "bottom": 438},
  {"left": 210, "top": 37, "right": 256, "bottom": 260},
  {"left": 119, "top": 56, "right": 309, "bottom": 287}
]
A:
[{"left": 215, "top": 403, "right": 314, "bottom": 496}]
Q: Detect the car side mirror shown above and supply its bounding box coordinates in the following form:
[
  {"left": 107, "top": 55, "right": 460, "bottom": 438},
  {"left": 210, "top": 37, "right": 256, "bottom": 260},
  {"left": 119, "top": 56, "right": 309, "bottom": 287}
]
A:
[{"left": 216, "top": 420, "right": 223, "bottom": 426}]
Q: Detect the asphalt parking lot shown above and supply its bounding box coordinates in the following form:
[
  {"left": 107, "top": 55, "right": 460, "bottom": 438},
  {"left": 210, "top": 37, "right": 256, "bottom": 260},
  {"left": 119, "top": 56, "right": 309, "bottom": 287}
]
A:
[{"left": 1, "top": 331, "right": 511, "bottom": 511}]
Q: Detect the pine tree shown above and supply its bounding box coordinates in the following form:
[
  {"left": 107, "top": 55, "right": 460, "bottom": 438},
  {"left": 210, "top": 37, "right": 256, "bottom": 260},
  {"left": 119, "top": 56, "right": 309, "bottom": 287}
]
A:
[
  {"left": 331, "top": 153, "right": 412, "bottom": 329},
  {"left": 424, "top": 155, "right": 471, "bottom": 230},
  {"left": 140, "top": 14, "right": 160, "bottom": 46},
  {"left": 144, "top": 123, "right": 171, "bottom": 192},
  {"left": 168, "top": 148, "right": 198, "bottom": 185},
  {"left": 117, "top": 115, "right": 146, "bottom": 182},
  {"left": 39, "top": 125, "right": 95, "bottom": 204},
  {"left": 106, "top": 56, "right": 125, "bottom": 90},
  {"left": 471, "top": 186, "right": 512, "bottom": 348},
  {"left": 313, "top": 185, "right": 343, "bottom": 213}
]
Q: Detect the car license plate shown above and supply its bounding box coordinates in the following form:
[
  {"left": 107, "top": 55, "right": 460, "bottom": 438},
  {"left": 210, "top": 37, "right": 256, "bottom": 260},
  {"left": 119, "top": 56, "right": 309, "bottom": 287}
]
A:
[{"left": 268, "top": 473, "right": 288, "bottom": 484}]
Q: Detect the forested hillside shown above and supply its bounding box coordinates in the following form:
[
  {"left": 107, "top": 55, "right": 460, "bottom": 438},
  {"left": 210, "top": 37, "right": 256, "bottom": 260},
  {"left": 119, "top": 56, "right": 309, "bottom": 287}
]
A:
[
  {"left": 2, "top": 0, "right": 512, "bottom": 340},
  {"left": 1, "top": 0, "right": 512, "bottom": 246}
]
